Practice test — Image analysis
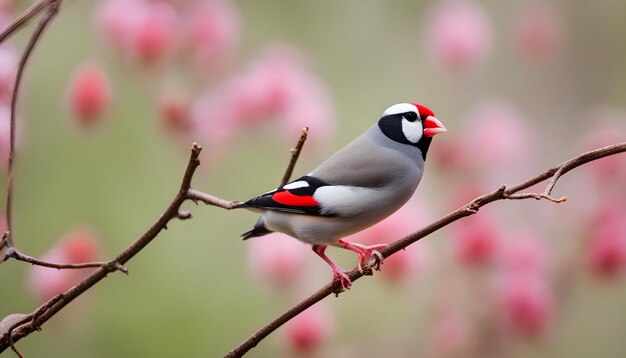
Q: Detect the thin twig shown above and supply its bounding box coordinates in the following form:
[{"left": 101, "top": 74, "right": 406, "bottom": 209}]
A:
[
  {"left": 1, "top": 233, "right": 127, "bottom": 272},
  {"left": 0, "top": 0, "right": 52, "bottom": 44},
  {"left": 224, "top": 142, "right": 626, "bottom": 358},
  {"left": 187, "top": 189, "right": 242, "bottom": 209},
  {"left": 503, "top": 192, "right": 567, "bottom": 203},
  {"left": 6, "top": 0, "right": 62, "bottom": 247},
  {"left": 280, "top": 127, "right": 309, "bottom": 186}
]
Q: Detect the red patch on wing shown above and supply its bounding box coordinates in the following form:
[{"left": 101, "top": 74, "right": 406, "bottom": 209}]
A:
[{"left": 272, "top": 191, "right": 319, "bottom": 207}]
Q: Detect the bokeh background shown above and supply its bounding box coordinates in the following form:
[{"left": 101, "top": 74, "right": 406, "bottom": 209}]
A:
[{"left": 1, "top": 0, "right": 626, "bottom": 357}]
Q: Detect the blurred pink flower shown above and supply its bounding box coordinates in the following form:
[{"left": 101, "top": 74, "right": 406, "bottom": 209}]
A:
[
  {"left": 96, "top": 0, "right": 177, "bottom": 65},
  {"left": 497, "top": 273, "right": 554, "bottom": 338},
  {"left": 424, "top": 0, "right": 493, "bottom": 71},
  {"left": 180, "top": 0, "right": 240, "bottom": 74},
  {"left": 246, "top": 232, "right": 310, "bottom": 288},
  {"left": 431, "top": 138, "right": 464, "bottom": 172},
  {"left": 462, "top": 101, "right": 533, "bottom": 171},
  {"left": 430, "top": 306, "right": 472, "bottom": 356},
  {"left": 586, "top": 202, "right": 626, "bottom": 278},
  {"left": 0, "top": 44, "right": 17, "bottom": 103},
  {"left": 159, "top": 94, "right": 192, "bottom": 133},
  {"left": 65, "top": 61, "right": 113, "bottom": 128},
  {"left": 193, "top": 46, "right": 335, "bottom": 144},
  {"left": 95, "top": 0, "right": 145, "bottom": 52},
  {"left": 281, "top": 80, "right": 335, "bottom": 146},
  {"left": 514, "top": 4, "right": 565, "bottom": 61},
  {"left": 499, "top": 231, "right": 551, "bottom": 275},
  {"left": 191, "top": 87, "right": 242, "bottom": 141},
  {"left": 127, "top": 1, "right": 177, "bottom": 65},
  {"left": 345, "top": 203, "right": 430, "bottom": 282},
  {"left": 0, "top": 0, "right": 13, "bottom": 14},
  {"left": 27, "top": 227, "right": 102, "bottom": 303},
  {"left": 581, "top": 116, "right": 626, "bottom": 185},
  {"left": 452, "top": 214, "right": 501, "bottom": 267},
  {"left": 283, "top": 305, "right": 333, "bottom": 353}
]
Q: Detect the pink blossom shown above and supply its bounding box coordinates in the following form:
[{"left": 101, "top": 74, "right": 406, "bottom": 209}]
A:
[
  {"left": 430, "top": 307, "right": 471, "bottom": 356},
  {"left": 281, "top": 79, "right": 335, "bottom": 146},
  {"left": 0, "top": 44, "right": 17, "bottom": 103},
  {"left": 191, "top": 87, "right": 242, "bottom": 141},
  {"left": 246, "top": 232, "right": 310, "bottom": 288},
  {"left": 193, "top": 46, "right": 335, "bottom": 144},
  {"left": 514, "top": 4, "right": 565, "bottom": 61},
  {"left": 229, "top": 48, "right": 308, "bottom": 122},
  {"left": 27, "top": 227, "right": 102, "bottom": 303},
  {"left": 127, "top": 1, "right": 177, "bottom": 64},
  {"left": 462, "top": 101, "right": 533, "bottom": 172},
  {"left": 0, "top": 0, "right": 14, "bottom": 14},
  {"left": 65, "top": 61, "right": 113, "bottom": 128},
  {"left": 586, "top": 202, "right": 626, "bottom": 278},
  {"left": 95, "top": 0, "right": 145, "bottom": 52},
  {"left": 452, "top": 214, "right": 500, "bottom": 266},
  {"left": 431, "top": 138, "right": 464, "bottom": 172},
  {"left": 159, "top": 94, "right": 192, "bottom": 133},
  {"left": 498, "top": 273, "right": 554, "bottom": 337},
  {"left": 180, "top": 0, "right": 240, "bottom": 74},
  {"left": 424, "top": 0, "right": 493, "bottom": 71},
  {"left": 581, "top": 114, "right": 626, "bottom": 185},
  {"left": 499, "top": 231, "right": 551, "bottom": 275},
  {"left": 283, "top": 305, "right": 333, "bottom": 353},
  {"left": 96, "top": 0, "right": 177, "bottom": 65}
]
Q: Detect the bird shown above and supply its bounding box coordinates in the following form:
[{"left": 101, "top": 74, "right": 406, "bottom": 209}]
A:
[{"left": 239, "top": 102, "right": 446, "bottom": 290}]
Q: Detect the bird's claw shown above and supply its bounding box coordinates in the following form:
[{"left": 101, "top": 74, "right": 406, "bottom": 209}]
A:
[
  {"left": 370, "top": 250, "right": 384, "bottom": 271},
  {"left": 332, "top": 270, "right": 352, "bottom": 293}
]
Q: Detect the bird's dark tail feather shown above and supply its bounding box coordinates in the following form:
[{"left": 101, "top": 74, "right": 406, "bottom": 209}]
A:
[{"left": 241, "top": 218, "right": 272, "bottom": 240}]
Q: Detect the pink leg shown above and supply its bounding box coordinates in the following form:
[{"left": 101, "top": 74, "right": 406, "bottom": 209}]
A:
[
  {"left": 338, "top": 240, "right": 388, "bottom": 273},
  {"left": 312, "top": 245, "right": 351, "bottom": 290}
]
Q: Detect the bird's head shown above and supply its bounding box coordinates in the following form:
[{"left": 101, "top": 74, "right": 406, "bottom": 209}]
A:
[{"left": 378, "top": 102, "right": 446, "bottom": 154}]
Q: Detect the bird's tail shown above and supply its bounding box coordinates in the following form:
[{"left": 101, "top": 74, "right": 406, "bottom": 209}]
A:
[{"left": 241, "top": 217, "right": 272, "bottom": 240}]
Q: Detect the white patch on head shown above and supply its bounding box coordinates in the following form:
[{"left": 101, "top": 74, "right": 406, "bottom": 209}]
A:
[
  {"left": 283, "top": 180, "right": 309, "bottom": 190},
  {"left": 382, "top": 103, "right": 419, "bottom": 117},
  {"left": 401, "top": 118, "right": 423, "bottom": 143}
]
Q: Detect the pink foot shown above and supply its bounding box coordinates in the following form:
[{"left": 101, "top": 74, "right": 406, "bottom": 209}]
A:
[
  {"left": 312, "top": 245, "right": 352, "bottom": 290},
  {"left": 339, "top": 240, "right": 388, "bottom": 273}
]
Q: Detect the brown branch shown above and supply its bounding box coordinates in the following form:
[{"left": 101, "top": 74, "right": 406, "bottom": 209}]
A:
[
  {"left": 0, "top": 0, "right": 52, "bottom": 44},
  {"left": 4, "top": 0, "right": 62, "bottom": 254},
  {"left": 280, "top": 127, "right": 309, "bottom": 186},
  {"left": 224, "top": 141, "right": 626, "bottom": 358},
  {"left": 1, "top": 233, "right": 128, "bottom": 273},
  {"left": 187, "top": 189, "right": 242, "bottom": 209},
  {"left": 0, "top": 143, "right": 205, "bottom": 353}
]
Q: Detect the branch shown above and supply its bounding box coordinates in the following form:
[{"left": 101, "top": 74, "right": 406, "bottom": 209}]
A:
[
  {"left": 224, "top": 141, "right": 626, "bottom": 358},
  {"left": 280, "top": 127, "right": 309, "bottom": 186},
  {"left": 0, "top": 0, "right": 52, "bottom": 44},
  {"left": 2, "top": 0, "right": 62, "bottom": 255},
  {"left": 1, "top": 233, "right": 128, "bottom": 273},
  {"left": 0, "top": 143, "right": 205, "bottom": 353}
]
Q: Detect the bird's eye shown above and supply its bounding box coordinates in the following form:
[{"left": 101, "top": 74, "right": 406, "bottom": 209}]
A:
[{"left": 404, "top": 112, "right": 418, "bottom": 122}]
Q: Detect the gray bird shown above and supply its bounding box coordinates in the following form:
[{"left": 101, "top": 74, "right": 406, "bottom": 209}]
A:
[{"left": 240, "top": 102, "right": 446, "bottom": 289}]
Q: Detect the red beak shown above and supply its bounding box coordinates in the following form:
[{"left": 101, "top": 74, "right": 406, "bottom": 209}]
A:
[{"left": 423, "top": 116, "right": 447, "bottom": 137}]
